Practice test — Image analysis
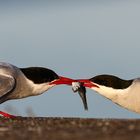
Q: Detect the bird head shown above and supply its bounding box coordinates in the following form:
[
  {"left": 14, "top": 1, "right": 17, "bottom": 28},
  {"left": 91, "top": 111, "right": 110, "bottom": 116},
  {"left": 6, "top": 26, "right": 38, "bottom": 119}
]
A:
[{"left": 76, "top": 75, "right": 133, "bottom": 101}]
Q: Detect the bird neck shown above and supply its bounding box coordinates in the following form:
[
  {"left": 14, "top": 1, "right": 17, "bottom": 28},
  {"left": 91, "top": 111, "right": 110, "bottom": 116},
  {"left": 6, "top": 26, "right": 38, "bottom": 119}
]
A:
[
  {"left": 91, "top": 80, "right": 140, "bottom": 114},
  {"left": 24, "top": 78, "right": 54, "bottom": 96},
  {"left": 92, "top": 85, "right": 128, "bottom": 101}
]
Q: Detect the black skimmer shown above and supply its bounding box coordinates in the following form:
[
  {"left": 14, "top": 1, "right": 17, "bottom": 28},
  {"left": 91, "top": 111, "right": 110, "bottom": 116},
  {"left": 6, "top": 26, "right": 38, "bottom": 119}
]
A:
[
  {"left": 0, "top": 62, "right": 75, "bottom": 118},
  {"left": 76, "top": 74, "right": 140, "bottom": 114}
]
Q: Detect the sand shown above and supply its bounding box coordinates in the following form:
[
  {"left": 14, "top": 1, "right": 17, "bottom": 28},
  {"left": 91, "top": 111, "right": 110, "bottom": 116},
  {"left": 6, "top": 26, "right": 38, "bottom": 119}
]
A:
[{"left": 0, "top": 117, "right": 140, "bottom": 140}]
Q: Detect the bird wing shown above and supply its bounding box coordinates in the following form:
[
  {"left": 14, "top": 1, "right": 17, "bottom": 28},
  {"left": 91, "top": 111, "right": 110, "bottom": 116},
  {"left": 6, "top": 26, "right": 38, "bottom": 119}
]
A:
[{"left": 0, "top": 74, "right": 15, "bottom": 98}]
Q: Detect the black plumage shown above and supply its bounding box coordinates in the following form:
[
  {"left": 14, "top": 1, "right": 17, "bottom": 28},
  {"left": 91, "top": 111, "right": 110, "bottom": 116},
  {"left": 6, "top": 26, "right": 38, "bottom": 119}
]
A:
[
  {"left": 90, "top": 75, "right": 133, "bottom": 89},
  {"left": 20, "top": 67, "right": 59, "bottom": 84}
]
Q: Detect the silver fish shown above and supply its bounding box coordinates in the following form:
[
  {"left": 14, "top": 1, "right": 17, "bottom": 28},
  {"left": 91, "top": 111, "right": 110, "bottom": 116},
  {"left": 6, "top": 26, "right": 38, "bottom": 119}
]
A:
[{"left": 72, "top": 82, "right": 88, "bottom": 110}]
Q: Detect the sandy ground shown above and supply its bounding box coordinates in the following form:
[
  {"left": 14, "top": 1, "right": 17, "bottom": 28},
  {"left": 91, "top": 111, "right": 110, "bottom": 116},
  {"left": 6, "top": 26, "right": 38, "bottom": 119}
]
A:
[{"left": 0, "top": 117, "right": 140, "bottom": 140}]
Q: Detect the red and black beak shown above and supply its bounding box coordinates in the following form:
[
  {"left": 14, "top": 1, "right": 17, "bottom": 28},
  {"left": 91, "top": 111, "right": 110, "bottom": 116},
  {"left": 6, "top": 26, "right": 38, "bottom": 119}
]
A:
[
  {"left": 50, "top": 76, "right": 76, "bottom": 85},
  {"left": 50, "top": 77, "right": 99, "bottom": 111},
  {"left": 76, "top": 79, "right": 99, "bottom": 88}
]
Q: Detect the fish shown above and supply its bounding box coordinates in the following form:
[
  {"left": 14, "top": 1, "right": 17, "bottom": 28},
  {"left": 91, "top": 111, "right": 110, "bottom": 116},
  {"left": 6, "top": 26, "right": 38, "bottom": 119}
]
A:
[{"left": 72, "top": 82, "right": 88, "bottom": 110}]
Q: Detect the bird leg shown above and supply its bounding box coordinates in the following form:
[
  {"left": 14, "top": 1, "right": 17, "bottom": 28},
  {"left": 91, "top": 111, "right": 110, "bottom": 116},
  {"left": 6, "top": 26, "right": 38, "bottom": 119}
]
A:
[{"left": 0, "top": 111, "right": 16, "bottom": 118}]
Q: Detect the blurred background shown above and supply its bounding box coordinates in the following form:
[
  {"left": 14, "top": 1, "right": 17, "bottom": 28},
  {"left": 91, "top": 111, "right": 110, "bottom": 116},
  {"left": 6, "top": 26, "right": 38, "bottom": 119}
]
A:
[{"left": 0, "top": 0, "right": 140, "bottom": 118}]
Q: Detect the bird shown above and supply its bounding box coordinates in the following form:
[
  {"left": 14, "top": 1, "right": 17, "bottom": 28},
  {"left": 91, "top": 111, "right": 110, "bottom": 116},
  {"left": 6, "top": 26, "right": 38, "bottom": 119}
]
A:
[
  {"left": 77, "top": 74, "right": 140, "bottom": 114},
  {"left": 0, "top": 62, "right": 75, "bottom": 118}
]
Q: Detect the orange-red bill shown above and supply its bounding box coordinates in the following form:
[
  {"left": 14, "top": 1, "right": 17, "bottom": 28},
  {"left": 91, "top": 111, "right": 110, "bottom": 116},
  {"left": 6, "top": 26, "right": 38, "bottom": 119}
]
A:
[
  {"left": 76, "top": 79, "right": 99, "bottom": 88},
  {"left": 50, "top": 76, "right": 76, "bottom": 85}
]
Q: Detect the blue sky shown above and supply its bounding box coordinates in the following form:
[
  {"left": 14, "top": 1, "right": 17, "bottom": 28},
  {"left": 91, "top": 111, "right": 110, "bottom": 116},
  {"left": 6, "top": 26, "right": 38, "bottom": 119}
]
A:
[{"left": 0, "top": 0, "right": 140, "bottom": 118}]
